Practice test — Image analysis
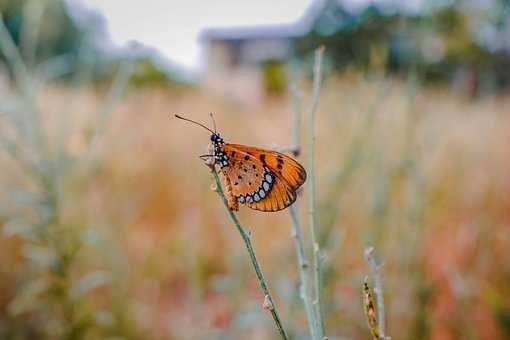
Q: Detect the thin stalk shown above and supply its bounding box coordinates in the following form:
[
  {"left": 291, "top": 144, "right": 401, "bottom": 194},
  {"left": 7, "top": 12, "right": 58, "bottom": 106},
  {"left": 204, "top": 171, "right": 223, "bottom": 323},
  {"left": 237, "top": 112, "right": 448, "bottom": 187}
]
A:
[
  {"left": 307, "top": 46, "right": 325, "bottom": 337},
  {"left": 0, "top": 13, "right": 32, "bottom": 94},
  {"left": 290, "top": 82, "right": 301, "bottom": 156},
  {"left": 287, "top": 74, "right": 321, "bottom": 339},
  {"left": 210, "top": 168, "right": 289, "bottom": 340},
  {"left": 364, "top": 247, "right": 389, "bottom": 340},
  {"left": 0, "top": 13, "right": 43, "bottom": 152},
  {"left": 289, "top": 204, "right": 320, "bottom": 339},
  {"left": 88, "top": 59, "right": 135, "bottom": 155},
  {"left": 20, "top": 1, "right": 43, "bottom": 68},
  {"left": 362, "top": 276, "right": 380, "bottom": 340}
]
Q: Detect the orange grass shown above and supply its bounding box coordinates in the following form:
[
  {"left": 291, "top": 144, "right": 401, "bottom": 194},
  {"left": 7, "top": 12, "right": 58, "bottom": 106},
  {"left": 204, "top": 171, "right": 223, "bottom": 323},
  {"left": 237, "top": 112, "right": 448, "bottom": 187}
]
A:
[{"left": 1, "top": 75, "right": 510, "bottom": 339}]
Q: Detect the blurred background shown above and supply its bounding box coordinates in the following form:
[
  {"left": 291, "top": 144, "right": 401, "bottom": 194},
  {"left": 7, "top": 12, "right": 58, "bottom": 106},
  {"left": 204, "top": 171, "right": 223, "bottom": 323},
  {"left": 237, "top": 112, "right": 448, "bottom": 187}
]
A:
[{"left": 1, "top": 0, "right": 510, "bottom": 339}]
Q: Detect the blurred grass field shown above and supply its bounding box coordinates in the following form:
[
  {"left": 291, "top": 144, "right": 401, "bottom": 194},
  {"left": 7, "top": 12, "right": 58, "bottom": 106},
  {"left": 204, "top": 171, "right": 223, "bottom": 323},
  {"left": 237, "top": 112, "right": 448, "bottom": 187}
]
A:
[{"left": 1, "top": 71, "right": 510, "bottom": 339}]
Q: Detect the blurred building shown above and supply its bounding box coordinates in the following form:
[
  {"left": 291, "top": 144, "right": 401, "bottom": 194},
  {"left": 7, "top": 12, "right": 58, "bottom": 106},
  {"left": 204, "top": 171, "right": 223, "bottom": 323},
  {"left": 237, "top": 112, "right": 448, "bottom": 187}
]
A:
[
  {"left": 198, "top": 1, "right": 326, "bottom": 103},
  {"left": 198, "top": 0, "right": 356, "bottom": 103},
  {"left": 199, "top": 25, "right": 303, "bottom": 103},
  {"left": 200, "top": 0, "right": 510, "bottom": 101}
]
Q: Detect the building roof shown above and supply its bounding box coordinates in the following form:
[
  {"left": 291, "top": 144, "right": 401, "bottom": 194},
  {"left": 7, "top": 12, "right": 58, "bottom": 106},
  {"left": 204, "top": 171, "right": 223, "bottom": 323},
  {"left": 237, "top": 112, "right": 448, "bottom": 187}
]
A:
[
  {"left": 199, "top": 23, "right": 308, "bottom": 42},
  {"left": 198, "top": 0, "right": 328, "bottom": 42}
]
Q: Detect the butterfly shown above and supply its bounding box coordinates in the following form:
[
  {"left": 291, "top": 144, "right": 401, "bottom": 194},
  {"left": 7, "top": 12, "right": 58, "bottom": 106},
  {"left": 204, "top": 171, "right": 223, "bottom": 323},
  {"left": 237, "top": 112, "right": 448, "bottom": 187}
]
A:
[{"left": 175, "top": 114, "right": 306, "bottom": 212}]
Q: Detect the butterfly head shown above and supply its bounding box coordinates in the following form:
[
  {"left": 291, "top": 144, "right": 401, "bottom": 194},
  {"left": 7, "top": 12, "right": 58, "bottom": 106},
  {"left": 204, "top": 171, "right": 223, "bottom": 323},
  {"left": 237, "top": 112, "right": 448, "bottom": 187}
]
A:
[
  {"left": 210, "top": 133, "right": 228, "bottom": 167},
  {"left": 210, "top": 133, "right": 224, "bottom": 145},
  {"left": 174, "top": 114, "right": 227, "bottom": 167}
]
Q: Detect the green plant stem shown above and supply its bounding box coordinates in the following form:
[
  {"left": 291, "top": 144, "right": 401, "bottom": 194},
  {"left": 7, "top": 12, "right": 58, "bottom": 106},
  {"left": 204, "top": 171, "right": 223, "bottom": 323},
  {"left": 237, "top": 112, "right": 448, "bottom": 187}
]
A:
[
  {"left": 289, "top": 204, "right": 320, "bottom": 339},
  {"left": 0, "top": 13, "right": 46, "bottom": 158},
  {"left": 308, "top": 46, "right": 325, "bottom": 337},
  {"left": 88, "top": 59, "right": 135, "bottom": 157},
  {"left": 364, "top": 247, "right": 389, "bottom": 340},
  {"left": 287, "top": 76, "right": 321, "bottom": 339},
  {"left": 0, "top": 13, "right": 31, "bottom": 94},
  {"left": 290, "top": 83, "right": 301, "bottom": 155},
  {"left": 210, "top": 168, "right": 289, "bottom": 340},
  {"left": 20, "top": 1, "right": 43, "bottom": 68},
  {"left": 362, "top": 276, "right": 381, "bottom": 340}
]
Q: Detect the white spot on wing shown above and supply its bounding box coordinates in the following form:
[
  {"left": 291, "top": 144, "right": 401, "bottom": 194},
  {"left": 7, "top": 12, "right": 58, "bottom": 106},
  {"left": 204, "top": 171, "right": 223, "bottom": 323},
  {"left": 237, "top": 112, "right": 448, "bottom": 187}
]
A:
[
  {"left": 263, "top": 182, "right": 270, "bottom": 191},
  {"left": 259, "top": 189, "right": 266, "bottom": 198}
]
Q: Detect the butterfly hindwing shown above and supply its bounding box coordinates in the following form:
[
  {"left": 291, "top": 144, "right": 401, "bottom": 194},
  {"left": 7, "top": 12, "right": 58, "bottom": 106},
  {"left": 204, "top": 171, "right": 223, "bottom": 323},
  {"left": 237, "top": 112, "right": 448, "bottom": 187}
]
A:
[
  {"left": 221, "top": 144, "right": 306, "bottom": 212},
  {"left": 247, "top": 173, "right": 297, "bottom": 211}
]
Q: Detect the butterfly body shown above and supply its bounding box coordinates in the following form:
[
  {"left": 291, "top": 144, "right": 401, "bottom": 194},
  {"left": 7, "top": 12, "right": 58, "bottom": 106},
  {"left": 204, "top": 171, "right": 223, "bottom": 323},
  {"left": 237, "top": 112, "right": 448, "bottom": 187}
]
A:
[{"left": 176, "top": 115, "right": 306, "bottom": 212}]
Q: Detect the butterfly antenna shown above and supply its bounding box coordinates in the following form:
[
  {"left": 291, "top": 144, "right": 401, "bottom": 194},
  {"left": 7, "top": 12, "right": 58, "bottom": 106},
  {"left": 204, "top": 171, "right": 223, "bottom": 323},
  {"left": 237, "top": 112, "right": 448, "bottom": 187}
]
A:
[
  {"left": 174, "top": 114, "right": 214, "bottom": 134},
  {"left": 209, "top": 112, "right": 217, "bottom": 133}
]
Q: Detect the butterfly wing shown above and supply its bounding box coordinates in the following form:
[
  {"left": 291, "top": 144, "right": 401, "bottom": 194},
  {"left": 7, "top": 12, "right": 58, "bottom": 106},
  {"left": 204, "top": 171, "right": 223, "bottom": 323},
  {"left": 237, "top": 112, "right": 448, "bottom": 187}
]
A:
[
  {"left": 246, "top": 172, "right": 297, "bottom": 211},
  {"left": 225, "top": 144, "right": 307, "bottom": 189},
  {"left": 221, "top": 143, "right": 306, "bottom": 212}
]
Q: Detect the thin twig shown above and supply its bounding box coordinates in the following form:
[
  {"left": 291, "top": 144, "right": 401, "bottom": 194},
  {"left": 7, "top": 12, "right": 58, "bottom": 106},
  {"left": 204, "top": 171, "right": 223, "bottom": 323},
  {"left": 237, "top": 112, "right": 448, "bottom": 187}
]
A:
[
  {"left": 308, "top": 46, "right": 326, "bottom": 338},
  {"left": 0, "top": 13, "right": 44, "bottom": 153},
  {"left": 362, "top": 276, "right": 380, "bottom": 340},
  {"left": 286, "top": 70, "right": 321, "bottom": 339},
  {"left": 289, "top": 204, "right": 320, "bottom": 339},
  {"left": 0, "top": 13, "right": 32, "bottom": 94},
  {"left": 20, "top": 1, "right": 43, "bottom": 68},
  {"left": 209, "top": 168, "right": 289, "bottom": 340},
  {"left": 88, "top": 59, "right": 135, "bottom": 157},
  {"left": 290, "top": 83, "right": 302, "bottom": 156},
  {"left": 364, "top": 247, "right": 390, "bottom": 340}
]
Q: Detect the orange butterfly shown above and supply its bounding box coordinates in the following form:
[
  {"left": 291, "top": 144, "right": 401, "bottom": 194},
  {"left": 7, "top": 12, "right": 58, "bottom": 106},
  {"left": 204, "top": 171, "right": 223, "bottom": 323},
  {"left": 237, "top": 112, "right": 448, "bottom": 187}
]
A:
[{"left": 175, "top": 114, "right": 306, "bottom": 212}]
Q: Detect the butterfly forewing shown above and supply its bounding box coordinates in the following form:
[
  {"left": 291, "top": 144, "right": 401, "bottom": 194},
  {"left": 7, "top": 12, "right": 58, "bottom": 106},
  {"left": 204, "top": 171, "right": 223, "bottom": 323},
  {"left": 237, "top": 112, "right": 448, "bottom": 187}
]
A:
[
  {"left": 225, "top": 144, "right": 306, "bottom": 188},
  {"left": 221, "top": 144, "right": 306, "bottom": 212}
]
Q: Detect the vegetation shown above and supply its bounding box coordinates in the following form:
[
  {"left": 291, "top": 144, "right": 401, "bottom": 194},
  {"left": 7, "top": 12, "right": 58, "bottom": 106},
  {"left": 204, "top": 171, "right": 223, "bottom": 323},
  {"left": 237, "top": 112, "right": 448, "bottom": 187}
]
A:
[
  {"left": 263, "top": 60, "right": 287, "bottom": 96},
  {"left": 296, "top": 0, "right": 510, "bottom": 94},
  {"left": 0, "top": 1, "right": 510, "bottom": 339},
  {"left": 2, "top": 65, "right": 510, "bottom": 339}
]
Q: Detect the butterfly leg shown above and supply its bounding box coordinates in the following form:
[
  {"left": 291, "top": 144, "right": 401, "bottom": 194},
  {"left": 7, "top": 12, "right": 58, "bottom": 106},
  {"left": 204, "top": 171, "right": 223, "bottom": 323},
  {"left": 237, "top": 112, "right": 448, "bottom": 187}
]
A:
[
  {"left": 199, "top": 154, "right": 215, "bottom": 166},
  {"left": 222, "top": 171, "right": 239, "bottom": 211}
]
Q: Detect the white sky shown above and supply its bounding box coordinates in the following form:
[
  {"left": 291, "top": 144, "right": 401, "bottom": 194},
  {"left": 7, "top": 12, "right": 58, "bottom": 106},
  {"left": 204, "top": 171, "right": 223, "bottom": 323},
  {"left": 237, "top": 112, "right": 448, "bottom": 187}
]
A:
[{"left": 79, "top": 0, "right": 314, "bottom": 70}]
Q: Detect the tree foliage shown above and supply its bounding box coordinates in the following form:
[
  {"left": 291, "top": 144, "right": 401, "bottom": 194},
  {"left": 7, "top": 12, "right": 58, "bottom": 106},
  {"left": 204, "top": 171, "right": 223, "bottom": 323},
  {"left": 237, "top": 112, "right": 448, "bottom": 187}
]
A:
[{"left": 296, "top": 0, "right": 510, "bottom": 92}]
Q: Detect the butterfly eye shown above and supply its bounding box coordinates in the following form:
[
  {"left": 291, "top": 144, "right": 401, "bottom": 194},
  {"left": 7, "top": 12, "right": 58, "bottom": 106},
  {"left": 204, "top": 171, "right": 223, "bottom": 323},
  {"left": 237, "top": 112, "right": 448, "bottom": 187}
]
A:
[{"left": 211, "top": 133, "right": 223, "bottom": 143}]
